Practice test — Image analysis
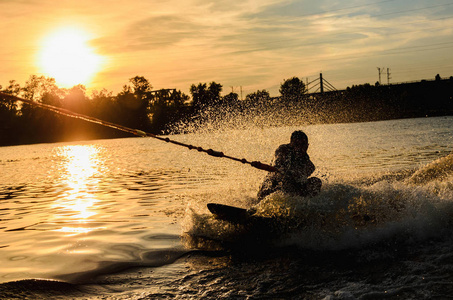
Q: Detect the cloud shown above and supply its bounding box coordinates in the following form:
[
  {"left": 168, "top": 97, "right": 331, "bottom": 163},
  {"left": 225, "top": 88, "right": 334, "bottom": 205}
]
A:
[
  {"left": 100, "top": 0, "right": 453, "bottom": 93},
  {"left": 1, "top": 0, "right": 453, "bottom": 95},
  {"left": 93, "top": 15, "right": 196, "bottom": 53}
]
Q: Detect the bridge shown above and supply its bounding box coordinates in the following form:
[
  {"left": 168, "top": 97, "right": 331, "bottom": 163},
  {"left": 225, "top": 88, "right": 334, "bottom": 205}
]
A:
[{"left": 306, "top": 73, "right": 337, "bottom": 95}]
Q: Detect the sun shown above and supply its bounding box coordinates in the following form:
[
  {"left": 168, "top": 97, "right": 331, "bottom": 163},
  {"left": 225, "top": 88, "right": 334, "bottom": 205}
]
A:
[{"left": 38, "top": 27, "right": 104, "bottom": 88}]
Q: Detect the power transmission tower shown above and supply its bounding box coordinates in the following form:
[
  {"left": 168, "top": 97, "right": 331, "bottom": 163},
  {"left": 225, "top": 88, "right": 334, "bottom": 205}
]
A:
[
  {"left": 229, "top": 86, "right": 243, "bottom": 100},
  {"left": 387, "top": 68, "right": 391, "bottom": 85},
  {"left": 377, "top": 67, "right": 384, "bottom": 84}
]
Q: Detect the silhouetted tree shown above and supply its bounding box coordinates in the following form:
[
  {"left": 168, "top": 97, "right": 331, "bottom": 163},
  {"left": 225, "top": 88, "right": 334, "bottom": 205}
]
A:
[
  {"left": 90, "top": 89, "right": 125, "bottom": 138},
  {"left": 245, "top": 90, "right": 270, "bottom": 106},
  {"left": 91, "top": 89, "right": 117, "bottom": 122},
  {"left": 208, "top": 82, "right": 222, "bottom": 105},
  {"left": 116, "top": 76, "right": 153, "bottom": 130},
  {"left": 190, "top": 82, "right": 223, "bottom": 110},
  {"left": 129, "top": 75, "right": 153, "bottom": 100},
  {"left": 22, "top": 75, "right": 61, "bottom": 102},
  {"left": 221, "top": 92, "right": 239, "bottom": 106},
  {"left": 190, "top": 83, "right": 207, "bottom": 110},
  {"left": 17, "top": 76, "right": 66, "bottom": 143},
  {"left": 280, "top": 77, "right": 306, "bottom": 101},
  {"left": 0, "top": 81, "right": 22, "bottom": 144},
  {"left": 62, "top": 85, "right": 89, "bottom": 113},
  {"left": 4, "top": 80, "right": 21, "bottom": 96},
  {"left": 0, "top": 80, "right": 21, "bottom": 117},
  {"left": 150, "top": 89, "right": 190, "bottom": 133}
]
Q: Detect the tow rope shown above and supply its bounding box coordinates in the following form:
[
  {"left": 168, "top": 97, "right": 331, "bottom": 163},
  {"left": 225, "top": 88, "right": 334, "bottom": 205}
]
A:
[{"left": 0, "top": 92, "right": 278, "bottom": 173}]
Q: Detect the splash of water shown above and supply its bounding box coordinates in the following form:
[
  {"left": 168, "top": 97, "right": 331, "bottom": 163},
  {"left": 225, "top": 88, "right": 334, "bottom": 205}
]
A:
[
  {"left": 407, "top": 153, "right": 453, "bottom": 184},
  {"left": 183, "top": 152, "right": 453, "bottom": 251},
  {"left": 169, "top": 101, "right": 333, "bottom": 135},
  {"left": 175, "top": 105, "right": 452, "bottom": 250}
]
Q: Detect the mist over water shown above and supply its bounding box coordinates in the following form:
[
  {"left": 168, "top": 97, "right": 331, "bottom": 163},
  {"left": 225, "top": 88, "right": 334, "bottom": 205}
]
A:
[{"left": 0, "top": 115, "right": 452, "bottom": 299}]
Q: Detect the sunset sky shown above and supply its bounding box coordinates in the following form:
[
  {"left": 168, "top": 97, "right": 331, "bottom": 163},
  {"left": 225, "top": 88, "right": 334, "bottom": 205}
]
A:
[{"left": 1, "top": 0, "right": 453, "bottom": 96}]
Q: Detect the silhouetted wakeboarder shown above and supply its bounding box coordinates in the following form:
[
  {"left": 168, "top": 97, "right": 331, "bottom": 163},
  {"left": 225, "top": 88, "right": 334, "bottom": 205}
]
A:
[{"left": 257, "top": 130, "right": 322, "bottom": 200}]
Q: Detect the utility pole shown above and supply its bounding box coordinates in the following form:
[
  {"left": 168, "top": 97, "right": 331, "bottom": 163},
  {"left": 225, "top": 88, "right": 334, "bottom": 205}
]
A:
[{"left": 387, "top": 68, "right": 391, "bottom": 85}]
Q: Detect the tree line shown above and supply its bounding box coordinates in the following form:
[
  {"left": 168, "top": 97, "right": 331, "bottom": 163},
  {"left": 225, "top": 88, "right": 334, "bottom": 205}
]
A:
[
  {"left": 0, "top": 75, "right": 307, "bottom": 146},
  {"left": 2, "top": 74, "right": 452, "bottom": 146}
]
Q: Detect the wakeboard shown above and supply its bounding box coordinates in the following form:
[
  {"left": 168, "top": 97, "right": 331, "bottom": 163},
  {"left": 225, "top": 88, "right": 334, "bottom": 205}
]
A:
[
  {"left": 207, "top": 203, "right": 253, "bottom": 224},
  {"left": 207, "top": 203, "right": 292, "bottom": 242}
]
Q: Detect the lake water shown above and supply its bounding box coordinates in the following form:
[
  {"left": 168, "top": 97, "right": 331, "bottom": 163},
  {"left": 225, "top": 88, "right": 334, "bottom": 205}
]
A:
[{"left": 0, "top": 116, "right": 452, "bottom": 299}]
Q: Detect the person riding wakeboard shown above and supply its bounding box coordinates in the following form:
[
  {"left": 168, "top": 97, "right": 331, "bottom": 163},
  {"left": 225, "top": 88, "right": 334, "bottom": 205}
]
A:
[{"left": 257, "top": 130, "right": 322, "bottom": 200}]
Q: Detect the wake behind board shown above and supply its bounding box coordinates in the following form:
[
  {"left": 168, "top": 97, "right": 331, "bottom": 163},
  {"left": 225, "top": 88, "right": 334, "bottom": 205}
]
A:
[{"left": 207, "top": 203, "right": 252, "bottom": 224}]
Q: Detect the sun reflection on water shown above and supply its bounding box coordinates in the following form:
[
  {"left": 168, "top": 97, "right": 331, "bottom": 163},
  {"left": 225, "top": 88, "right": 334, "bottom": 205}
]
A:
[{"left": 53, "top": 145, "right": 104, "bottom": 235}]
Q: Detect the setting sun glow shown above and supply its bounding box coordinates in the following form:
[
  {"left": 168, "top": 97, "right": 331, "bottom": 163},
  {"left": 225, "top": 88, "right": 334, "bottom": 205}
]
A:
[{"left": 38, "top": 27, "right": 103, "bottom": 88}]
